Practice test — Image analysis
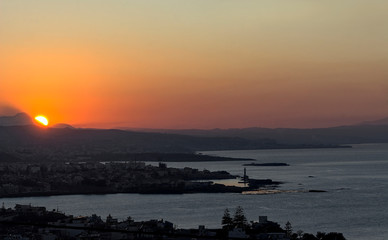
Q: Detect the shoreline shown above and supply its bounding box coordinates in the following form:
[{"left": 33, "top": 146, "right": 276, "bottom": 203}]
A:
[
  {"left": 0, "top": 181, "right": 284, "bottom": 199},
  {"left": 0, "top": 187, "right": 244, "bottom": 199}
]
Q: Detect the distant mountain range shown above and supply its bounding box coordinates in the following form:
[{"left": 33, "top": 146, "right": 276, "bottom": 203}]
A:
[
  {"left": 0, "top": 125, "right": 327, "bottom": 161},
  {"left": 125, "top": 117, "right": 388, "bottom": 145},
  {"left": 144, "top": 125, "right": 388, "bottom": 145},
  {"left": 0, "top": 113, "right": 387, "bottom": 158}
]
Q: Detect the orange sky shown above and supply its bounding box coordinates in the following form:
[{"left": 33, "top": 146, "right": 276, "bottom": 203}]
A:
[{"left": 1, "top": 1, "right": 387, "bottom": 129}]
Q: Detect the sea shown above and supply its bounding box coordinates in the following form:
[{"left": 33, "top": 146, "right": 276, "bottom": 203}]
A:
[{"left": 2, "top": 143, "right": 388, "bottom": 240}]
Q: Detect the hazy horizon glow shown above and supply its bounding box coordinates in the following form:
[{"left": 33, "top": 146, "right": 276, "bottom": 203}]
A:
[{"left": 1, "top": 1, "right": 387, "bottom": 129}]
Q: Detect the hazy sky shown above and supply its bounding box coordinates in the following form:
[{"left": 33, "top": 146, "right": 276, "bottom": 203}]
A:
[{"left": 1, "top": 0, "right": 387, "bottom": 128}]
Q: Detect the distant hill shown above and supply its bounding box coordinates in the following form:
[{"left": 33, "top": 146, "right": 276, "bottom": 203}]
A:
[
  {"left": 2, "top": 113, "right": 387, "bottom": 154},
  {"left": 51, "top": 123, "right": 75, "bottom": 129},
  {"left": 0, "top": 112, "right": 33, "bottom": 126},
  {"left": 127, "top": 122, "right": 388, "bottom": 145},
  {"left": 358, "top": 117, "right": 388, "bottom": 126},
  {"left": 0, "top": 125, "right": 332, "bottom": 161}
]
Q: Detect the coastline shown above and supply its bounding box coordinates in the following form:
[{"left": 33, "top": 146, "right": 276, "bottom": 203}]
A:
[{"left": 0, "top": 161, "right": 283, "bottom": 198}]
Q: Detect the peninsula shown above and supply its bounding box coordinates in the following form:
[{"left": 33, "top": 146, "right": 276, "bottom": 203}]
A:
[{"left": 0, "top": 162, "right": 279, "bottom": 197}]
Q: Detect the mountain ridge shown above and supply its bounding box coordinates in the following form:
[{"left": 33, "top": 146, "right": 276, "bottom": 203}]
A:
[
  {"left": 123, "top": 121, "right": 388, "bottom": 145},
  {"left": 1, "top": 113, "right": 387, "bottom": 151}
]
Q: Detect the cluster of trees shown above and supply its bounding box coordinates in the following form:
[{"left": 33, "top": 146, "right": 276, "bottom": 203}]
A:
[
  {"left": 221, "top": 206, "right": 248, "bottom": 230},
  {"left": 221, "top": 207, "right": 346, "bottom": 240}
]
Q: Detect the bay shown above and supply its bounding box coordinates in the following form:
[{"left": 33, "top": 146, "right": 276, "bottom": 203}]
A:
[{"left": 2, "top": 143, "right": 388, "bottom": 240}]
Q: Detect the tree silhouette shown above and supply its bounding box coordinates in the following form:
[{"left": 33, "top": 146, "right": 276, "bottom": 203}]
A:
[
  {"left": 233, "top": 206, "right": 248, "bottom": 229},
  {"left": 322, "top": 232, "right": 346, "bottom": 240},
  {"left": 221, "top": 208, "right": 233, "bottom": 229},
  {"left": 284, "top": 221, "right": 293, "bottom": 237},
  {"left": 316, "top": 232, "right": 326, "bottom": 240},
  {"left": 296, "top": 230, "right": 304, "bottom": 239},
  {"left": 302, "top": 233, "right": 318, "bottom": 240}
]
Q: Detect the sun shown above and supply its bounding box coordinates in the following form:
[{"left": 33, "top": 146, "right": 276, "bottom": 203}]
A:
[{"left": 34, "top": 115, "right": 49, "bottom": 126}]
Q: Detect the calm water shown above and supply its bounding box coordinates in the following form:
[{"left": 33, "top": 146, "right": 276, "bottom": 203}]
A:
[{"left": 2, "top": 143, "right": 388, "bottom": 240}]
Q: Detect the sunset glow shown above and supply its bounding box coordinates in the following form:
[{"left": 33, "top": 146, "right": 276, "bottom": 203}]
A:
[
  {"left": 35, "top": 115, "right": 49, "bottom": 126},
  {"left": 0, "top": 1, "right": 387, "bottom": 129}
]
